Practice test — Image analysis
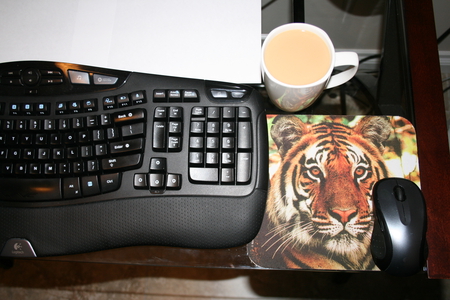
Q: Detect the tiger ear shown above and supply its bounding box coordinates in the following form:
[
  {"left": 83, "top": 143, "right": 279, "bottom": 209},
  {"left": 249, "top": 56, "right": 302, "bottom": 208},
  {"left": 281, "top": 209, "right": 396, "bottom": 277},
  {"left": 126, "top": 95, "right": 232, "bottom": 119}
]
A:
[
  {"left": 270, "top": 115, "right": 308, "bottom": 156},
  {"left": 354, "top": 116, "right": 391, "bottom": 150}
]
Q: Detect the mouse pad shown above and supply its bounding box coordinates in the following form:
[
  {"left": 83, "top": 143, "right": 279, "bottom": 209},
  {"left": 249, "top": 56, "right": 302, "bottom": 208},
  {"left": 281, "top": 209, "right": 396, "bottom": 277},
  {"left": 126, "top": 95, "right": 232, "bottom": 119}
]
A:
[{"left": 248, "top": 115, "right": 420, "bottom": 271}]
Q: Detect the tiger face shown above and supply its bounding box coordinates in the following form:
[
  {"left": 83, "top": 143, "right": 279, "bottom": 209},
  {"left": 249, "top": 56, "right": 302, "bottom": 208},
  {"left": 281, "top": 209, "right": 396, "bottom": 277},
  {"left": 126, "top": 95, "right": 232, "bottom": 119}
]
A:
[{"left": 267, "top": 115, "right": 391, "bottom": 269}]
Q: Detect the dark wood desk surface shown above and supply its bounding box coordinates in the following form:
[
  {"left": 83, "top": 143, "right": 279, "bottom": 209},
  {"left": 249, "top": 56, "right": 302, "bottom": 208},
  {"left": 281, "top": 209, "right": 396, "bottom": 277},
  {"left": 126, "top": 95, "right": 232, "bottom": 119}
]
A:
[
  {"left": 29, "top": 0, "right": 450, "bottom": 279},
  {"left": 403, "top": 1, "right": 450, "bottom": 279}
]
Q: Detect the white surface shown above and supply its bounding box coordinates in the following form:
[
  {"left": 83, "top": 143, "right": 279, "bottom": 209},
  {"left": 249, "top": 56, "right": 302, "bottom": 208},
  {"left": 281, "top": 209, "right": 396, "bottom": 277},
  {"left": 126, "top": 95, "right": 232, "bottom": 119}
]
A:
[{"left": 0, "top": 0, "right": 261, "bottom": 84}]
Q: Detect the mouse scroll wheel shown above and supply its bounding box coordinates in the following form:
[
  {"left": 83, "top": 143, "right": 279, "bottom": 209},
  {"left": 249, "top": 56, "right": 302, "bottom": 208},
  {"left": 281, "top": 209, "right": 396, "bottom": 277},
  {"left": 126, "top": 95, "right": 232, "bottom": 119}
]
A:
[{"left": 394, "top": 185, "right": 406, "bottom": 202}]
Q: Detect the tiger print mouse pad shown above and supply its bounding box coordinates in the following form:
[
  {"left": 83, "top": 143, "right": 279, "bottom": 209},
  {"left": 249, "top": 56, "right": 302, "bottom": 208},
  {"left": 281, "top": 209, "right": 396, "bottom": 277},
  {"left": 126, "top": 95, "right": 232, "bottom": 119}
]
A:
[{"left": 248, "top": 115, "right": 420, "bottom": 271}]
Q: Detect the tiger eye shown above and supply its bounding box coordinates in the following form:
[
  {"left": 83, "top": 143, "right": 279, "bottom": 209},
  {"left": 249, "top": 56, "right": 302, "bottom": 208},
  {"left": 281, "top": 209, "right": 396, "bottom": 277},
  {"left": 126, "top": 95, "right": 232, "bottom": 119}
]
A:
[
  {"left": 355, "top": 167, "right": 365, "bottom": 177},
  {"left": 310, "top": 167, "right": 322, "bottom": 177}
]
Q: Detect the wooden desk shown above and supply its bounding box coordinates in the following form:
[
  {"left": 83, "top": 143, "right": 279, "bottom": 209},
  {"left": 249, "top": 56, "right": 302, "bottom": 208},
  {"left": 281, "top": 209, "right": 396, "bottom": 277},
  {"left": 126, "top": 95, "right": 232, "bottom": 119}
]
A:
[{"left": 403, "top": 1, "right": 450, "bottom": 279}]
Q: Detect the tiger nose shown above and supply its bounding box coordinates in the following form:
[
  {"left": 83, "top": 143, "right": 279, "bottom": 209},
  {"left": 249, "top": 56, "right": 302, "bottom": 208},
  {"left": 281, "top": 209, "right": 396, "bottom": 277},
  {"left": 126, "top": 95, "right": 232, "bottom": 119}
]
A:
[{"left": 331, "top": 209, "right": 357, "bottom": 224}]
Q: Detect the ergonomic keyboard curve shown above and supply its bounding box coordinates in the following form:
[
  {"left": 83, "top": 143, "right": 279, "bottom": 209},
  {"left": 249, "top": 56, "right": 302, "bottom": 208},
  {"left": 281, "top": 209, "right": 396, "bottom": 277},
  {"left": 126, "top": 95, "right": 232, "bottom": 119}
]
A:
[{"left": 0, "top": 61, "right": 268, "bottom": 257}]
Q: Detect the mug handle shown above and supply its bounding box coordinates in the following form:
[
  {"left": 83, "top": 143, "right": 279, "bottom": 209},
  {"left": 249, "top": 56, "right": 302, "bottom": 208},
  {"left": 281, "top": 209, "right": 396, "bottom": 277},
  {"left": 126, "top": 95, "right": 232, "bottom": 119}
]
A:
[{"left": 325, "top": 52, "right": 359, "bottom": 89}]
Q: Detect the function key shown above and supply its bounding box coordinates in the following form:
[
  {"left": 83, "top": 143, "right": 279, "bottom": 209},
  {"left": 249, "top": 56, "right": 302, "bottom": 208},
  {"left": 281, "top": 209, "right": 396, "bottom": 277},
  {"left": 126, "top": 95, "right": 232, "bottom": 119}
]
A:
[
  {"left": 22, "top": 103, "right": 34, "bottom": 115},
  {"left": 68, "top": 70, "right": 90, "bottom": 85},
  {"left": 36, "top": 103, "right": 50, "bottom": 115},
  {"left": 93, "top": 74, "right": 118, "bottom": 85},
  {"left": 103, "top": 96, "right": 116, "bottom": 110},
  {"left": 117, "top": 94, "right": 130, "bottom": 107},
  {"left": 131, "top": 91, "right": 146, "bottom": 105},
  {"left": 83, "top": 99, "right": 97, "bottom": 112},
  {"left": 9, "top": 103, "right": 20, "bottom": 115},
  {"left": 211, "top": 89, "right": 228, "bottom": 99},
  {"left": 56, "top": 102, "right": 67, "bottom": 114},
  {"left": 231, "top": 90, "right": 247, "bottom": 99},
  {"left": 68, "top": 101, "right": 82, "bottom": 113}
]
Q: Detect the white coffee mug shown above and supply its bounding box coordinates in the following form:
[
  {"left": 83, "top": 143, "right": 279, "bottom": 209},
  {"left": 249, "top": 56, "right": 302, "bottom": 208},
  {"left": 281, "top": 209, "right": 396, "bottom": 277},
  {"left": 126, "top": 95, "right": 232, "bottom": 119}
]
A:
[{"left": 262, "top": 23, "right": 359, "bottom": 112}]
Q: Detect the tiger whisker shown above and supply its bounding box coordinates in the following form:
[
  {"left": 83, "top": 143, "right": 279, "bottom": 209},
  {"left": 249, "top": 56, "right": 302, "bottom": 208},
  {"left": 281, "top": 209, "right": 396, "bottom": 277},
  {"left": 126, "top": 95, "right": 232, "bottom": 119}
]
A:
[{"left": 262, "top": 222, "right": 297, "bottom": 249}]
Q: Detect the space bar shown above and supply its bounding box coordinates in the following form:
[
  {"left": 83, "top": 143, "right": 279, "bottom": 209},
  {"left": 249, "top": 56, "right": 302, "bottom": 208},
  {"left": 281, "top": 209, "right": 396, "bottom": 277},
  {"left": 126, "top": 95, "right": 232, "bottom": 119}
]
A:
[{"left": 0, "top": 178, "right": 62, "bottom": 201}]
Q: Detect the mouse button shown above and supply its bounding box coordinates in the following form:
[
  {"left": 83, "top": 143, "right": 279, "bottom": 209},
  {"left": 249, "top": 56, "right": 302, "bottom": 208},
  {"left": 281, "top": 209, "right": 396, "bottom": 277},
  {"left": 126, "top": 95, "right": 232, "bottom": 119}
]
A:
[{"left": 393, "top": 185, "right": 406, "bottom": 202}]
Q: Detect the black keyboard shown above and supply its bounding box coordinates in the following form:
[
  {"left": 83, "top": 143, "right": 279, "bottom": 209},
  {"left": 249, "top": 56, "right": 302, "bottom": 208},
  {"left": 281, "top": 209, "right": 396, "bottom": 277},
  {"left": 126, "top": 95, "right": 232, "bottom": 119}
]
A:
[{"left": 0, "top": 61, "right": 268, "bottom": 257}]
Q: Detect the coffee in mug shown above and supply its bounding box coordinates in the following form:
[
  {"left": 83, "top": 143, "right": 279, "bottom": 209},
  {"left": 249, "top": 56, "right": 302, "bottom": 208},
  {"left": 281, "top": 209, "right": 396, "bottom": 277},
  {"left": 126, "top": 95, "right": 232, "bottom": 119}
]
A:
[{"left": 262, "top": 23, "right": 359, "bottom": 112}]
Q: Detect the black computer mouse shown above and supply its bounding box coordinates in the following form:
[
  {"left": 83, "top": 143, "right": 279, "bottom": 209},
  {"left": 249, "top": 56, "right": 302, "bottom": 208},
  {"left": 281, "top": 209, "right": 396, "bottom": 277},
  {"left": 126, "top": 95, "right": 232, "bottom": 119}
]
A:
[{"left": 371, "top": 178, "right": 427, "bottom": 276}]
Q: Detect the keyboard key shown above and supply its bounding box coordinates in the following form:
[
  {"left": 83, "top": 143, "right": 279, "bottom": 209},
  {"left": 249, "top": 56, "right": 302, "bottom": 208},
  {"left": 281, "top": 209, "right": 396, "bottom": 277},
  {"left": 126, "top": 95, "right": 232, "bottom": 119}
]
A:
[
  {"left": 189, "top": 167, "right": 218, "bottom": 183},
  {"left": 100, "top": 173, "right": 121, "bottom": 193},
  {"left": 93, "top": 74, "right": 118, "bottom": 85},
  {"left": 236, "top": 153, "right": 251, "bottom": 183},
  {"left": 149, "top": 173, "right": 165, "bottom": 188},
  {"left": 169, "top": 107, "right": 183, "bottom": 119},
  {"left": 131, "top": 91, "right": 146, "bottom": 105},
  {"left": 121, "top": 122, "right": 144, "bottom": 137},
  {"left": 190, "top": 121, "right": 204, "bottom": 134},
  {"left": 117, "top": 94, "right": 130, "bottom": 107},
  {"left": 149, "top": 157, "right": 166, "bottom": 172},
  {"left": 134, "top": 173, "right": 148, "bottom": 189},
  {"left": 101, "top": 154, "right": 142, "bottom": 171},
  {"left": 87, "top": 160, "right": 100, "bottom": 172},
  {"left": 81, "top": 175, "right": 101, "bottom": 196},
  {"left": 68, "top": 70, "right": 90, "bottom": 85},
  {"left": 237, "top": 122, "right": 252, "bottom": 149},
  {"left": 153, "top": 90, "right": 166, "bottom": 102},
  {"left": 221, "top": 168, "right": 235, "bottom": 183},
  {"left": 83, "top": 99, "right": 97, "bottom": 112},
  {"left": 168, "top": 90, "right": 181, "bottom": 102},
  {"left": 166, "top": 173, "right": 181, "bottom": 189},
  {"left": 103, "top": 97, "right": 116, "bottom": 109},
  {"left": 189, "top": 152, "right": 203, "bottom": 165},
  {"left": 44, "top": 163, "right": 57, "bottom": 175},
  {"left": 110, "top": 138, "right": 143, "bottom": 154},
  {"left": 152, "top": 122, "right": 166, "bottom": 150},
  {"left": 168, "top": 136, "right": 181, "bottom": 151},
  {"left": 223, "top": 107, "right": 235, "bottom": 118},
  {"left": 107, "top": 127, "right": 120, "bottom": 140},
  {"left": 183, "top": 90, "right": 198, "bottom": 102},
  {"left": 113, "top": 108, "right": 145, "bottom": 123},
  {"left": 63, "top": 177, "right": 81, "bottom": 199}
]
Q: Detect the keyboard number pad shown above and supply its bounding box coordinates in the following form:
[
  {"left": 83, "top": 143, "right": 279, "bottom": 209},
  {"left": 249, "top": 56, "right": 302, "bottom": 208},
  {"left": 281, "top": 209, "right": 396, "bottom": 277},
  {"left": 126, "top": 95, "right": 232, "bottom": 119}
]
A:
[{"left": 189, "top": 106, "right": 252, "bottom": 185}]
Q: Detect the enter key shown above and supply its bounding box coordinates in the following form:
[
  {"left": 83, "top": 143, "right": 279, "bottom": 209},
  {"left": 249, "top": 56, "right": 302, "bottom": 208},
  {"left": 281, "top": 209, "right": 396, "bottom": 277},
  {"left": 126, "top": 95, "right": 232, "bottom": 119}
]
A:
[{"left": 110, "top": 138, "right": 143, "bottom": 154}]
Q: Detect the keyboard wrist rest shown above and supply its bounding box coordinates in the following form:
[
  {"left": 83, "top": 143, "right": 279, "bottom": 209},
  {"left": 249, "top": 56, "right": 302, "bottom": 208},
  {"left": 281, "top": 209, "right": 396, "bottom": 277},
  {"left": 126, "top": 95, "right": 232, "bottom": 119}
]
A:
[{"left": 0, "top": 189, "right": 267, "bottom": 257}]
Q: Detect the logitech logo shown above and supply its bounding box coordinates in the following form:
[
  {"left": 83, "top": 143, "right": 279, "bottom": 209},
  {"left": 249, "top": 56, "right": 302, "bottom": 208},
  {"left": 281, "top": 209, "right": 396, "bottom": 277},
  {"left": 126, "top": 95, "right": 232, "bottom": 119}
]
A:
[{"left": 11, "top": 242, "right": 24, "bottom": 255}]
